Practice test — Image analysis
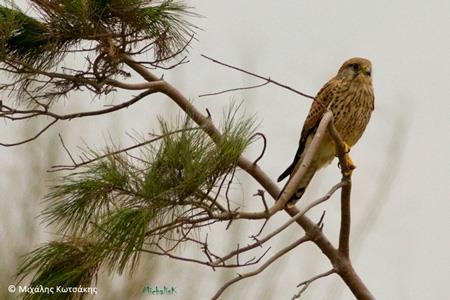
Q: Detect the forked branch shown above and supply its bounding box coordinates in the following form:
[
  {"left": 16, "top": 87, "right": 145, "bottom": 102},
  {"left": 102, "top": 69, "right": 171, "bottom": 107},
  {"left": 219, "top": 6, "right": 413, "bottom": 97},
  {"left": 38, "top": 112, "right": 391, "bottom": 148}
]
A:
[
  {"left": 211, "top": 236, "right": 310, "bottom": 300},
  {"left": 292, "top": 269, "right": 336, "bottom": 299}
]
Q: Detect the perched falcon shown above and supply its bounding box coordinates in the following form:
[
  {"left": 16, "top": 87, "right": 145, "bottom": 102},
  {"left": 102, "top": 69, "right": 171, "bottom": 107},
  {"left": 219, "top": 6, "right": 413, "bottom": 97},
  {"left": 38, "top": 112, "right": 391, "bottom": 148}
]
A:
[{"left": 278, "top": 57, "right": 374, "bottom": 206}]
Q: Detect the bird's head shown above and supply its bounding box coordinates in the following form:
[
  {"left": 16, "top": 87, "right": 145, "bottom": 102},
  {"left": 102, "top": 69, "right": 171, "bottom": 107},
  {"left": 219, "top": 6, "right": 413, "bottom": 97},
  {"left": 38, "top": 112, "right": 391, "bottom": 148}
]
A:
[{"left": 337, "top": 57, "right": 372, "bottom": 81}]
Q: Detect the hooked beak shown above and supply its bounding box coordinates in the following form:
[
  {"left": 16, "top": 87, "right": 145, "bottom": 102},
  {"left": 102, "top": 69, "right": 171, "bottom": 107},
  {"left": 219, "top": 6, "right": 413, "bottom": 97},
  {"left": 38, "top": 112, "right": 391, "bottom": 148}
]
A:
[{"left": 362, "top": 66, "right": 372, "bottom": 76}]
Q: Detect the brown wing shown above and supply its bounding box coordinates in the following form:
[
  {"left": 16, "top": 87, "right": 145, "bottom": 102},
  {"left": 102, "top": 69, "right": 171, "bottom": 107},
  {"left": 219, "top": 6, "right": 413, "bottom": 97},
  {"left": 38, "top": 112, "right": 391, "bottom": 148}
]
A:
[{"left": 277, "top": 76, "right": 341, "bottom": 182}]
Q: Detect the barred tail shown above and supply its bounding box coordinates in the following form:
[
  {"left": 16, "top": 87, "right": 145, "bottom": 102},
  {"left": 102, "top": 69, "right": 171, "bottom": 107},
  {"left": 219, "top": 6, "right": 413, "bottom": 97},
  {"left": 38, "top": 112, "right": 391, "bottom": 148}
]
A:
[{"left": 279, "top": 166, "right": 317, "bottom": 207}]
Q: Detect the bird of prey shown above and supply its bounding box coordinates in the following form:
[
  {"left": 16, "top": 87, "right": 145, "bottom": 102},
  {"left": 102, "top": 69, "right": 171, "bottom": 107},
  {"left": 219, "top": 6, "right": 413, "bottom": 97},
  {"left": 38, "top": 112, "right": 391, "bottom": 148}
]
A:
[{"left": 278, "top": 57, "right": 374, "bottom": 206}]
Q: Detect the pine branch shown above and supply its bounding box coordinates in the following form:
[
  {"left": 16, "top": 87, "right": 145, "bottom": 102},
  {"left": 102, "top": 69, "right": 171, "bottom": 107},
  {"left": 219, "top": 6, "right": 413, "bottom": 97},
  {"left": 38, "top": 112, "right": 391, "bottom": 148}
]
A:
[{"left": 16, "top": 239, "right": 100, "bottom": 300}]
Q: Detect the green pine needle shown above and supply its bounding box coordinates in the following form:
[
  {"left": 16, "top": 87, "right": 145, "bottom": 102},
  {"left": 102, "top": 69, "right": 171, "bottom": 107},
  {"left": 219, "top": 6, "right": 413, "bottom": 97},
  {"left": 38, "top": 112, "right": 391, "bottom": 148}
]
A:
[
  {"left": 43, "top": 155, "right": 132, "bottom": 235},
  {"left": 0, "top": 6, "right": 59, "bottom": 67},
  {"left": 29, "top": 104, "right": 256, "bottom": 287},
  {"left": 93, "top": 207, "right": 156, "bottom": 273},
  {"left": 0, "top": 1, "right": 195, "bottom": 69},
  {"left": 16, "top": 239, "right": 99, "bottom": 300},
  {"left": 44, "top": 105, "right": 255, "bottom": 238}
]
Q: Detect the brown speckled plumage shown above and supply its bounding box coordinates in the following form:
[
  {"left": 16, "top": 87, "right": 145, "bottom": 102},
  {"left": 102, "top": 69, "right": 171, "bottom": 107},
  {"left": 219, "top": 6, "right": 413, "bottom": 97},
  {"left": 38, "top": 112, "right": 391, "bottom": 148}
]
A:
[{"left": 278, "top": 57, "right": 374, "bottom": 205}]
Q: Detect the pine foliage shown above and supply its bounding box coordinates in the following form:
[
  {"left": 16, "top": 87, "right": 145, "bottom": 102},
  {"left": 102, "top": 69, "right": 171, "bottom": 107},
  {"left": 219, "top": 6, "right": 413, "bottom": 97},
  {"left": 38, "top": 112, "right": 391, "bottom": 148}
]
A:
[
  {"left": 0, "top": 0, "right": 194, "bottom": 68},
  {"left": 18, "top": 108, "right": 256, "bottom": 293}
]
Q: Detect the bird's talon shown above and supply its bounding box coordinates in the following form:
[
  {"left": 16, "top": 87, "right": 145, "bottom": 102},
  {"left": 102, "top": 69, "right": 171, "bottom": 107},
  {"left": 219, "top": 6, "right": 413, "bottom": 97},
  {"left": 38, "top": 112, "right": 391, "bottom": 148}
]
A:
[
  {"left": 343, "top": 142, "right": 351, "bottom": 154},
  {"left": 343, "top": 153, "right": 356, "bottom": 175}
]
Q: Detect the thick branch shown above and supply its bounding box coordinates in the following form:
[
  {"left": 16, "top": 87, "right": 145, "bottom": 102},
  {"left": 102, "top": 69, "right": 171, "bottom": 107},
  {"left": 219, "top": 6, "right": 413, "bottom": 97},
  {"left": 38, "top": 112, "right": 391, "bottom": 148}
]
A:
[
  {"left": 285, "top": 205, "right": 374, "bottom": 299},
  {"left": 339, "top": 180, "right": 352, "bottom": 258},
  {"left": 328, "top": 122, "right": 353, "bottom": 258}
]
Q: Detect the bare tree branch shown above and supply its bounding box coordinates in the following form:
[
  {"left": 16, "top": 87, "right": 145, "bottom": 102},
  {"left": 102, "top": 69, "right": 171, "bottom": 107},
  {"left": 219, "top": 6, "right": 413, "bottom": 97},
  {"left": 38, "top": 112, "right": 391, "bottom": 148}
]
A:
[
  {"left": 199, "top": 80, "right": 270, "bottom": 98},
  {"left": 339, "top": 178, "right": 352, "bottom": 258},
  {"left": 201, "top": 54, "right": 316, "bottom": 101},
  {"left": 292, "top": 269, "right": 336, "bottom": 299},
  {"left": 1, "top": 86, "right": 163, "bottom": 146},
  {"left": 208, "top": 181, "right": 345, "bottom": 271},
  {"left": 328, "top": 121, "right": 354, "bottom": 258},
  {"left": 251, "top": 132, "right": 267, "bottom": 165},
  {"left": 250, "top": 181, "right": 346, "bottom": 249},
  {"left": 0, "top": 119, "right": 58, "bottom": 147},
  {"left": 211, "top": 235, "right": 310, "bottom": 300},
  {"left": 140, "top": 241, "right": 271, "bottom": 270}
]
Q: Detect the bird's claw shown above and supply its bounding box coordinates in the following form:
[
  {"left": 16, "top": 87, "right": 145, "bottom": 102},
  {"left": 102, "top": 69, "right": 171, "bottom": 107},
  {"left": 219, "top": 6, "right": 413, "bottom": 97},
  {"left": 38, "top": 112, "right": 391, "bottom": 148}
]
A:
[
  {"left": 343, "top": 143, "right": 356, "bottom": 176},
  {"left": 343, "top": 142, "right": 351, "bottom": 154}
]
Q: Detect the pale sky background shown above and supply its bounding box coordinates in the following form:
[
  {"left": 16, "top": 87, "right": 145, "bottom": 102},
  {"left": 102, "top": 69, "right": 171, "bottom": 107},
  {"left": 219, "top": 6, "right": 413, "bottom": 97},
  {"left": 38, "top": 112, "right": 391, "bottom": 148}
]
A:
[{"left": 1, "top": 0, "right": 450, "bottom": 299}]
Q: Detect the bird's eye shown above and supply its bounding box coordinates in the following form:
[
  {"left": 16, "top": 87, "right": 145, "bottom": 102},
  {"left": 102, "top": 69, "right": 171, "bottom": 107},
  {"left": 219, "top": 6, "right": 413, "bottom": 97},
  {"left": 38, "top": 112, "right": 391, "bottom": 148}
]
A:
[{"left": 351, "top": 63, "right": 360, "bottom": 71}]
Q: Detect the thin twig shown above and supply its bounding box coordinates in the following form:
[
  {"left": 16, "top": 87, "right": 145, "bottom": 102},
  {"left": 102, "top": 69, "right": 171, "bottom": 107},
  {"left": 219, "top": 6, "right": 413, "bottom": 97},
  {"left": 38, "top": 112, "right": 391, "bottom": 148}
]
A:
[
  {"left": 212, "top": 182, "right": 343, "bottom": 269},
  {"left": 317, "top": 210, "right": 326, "bottom": 229},
  {"left": 225, "top": 166, "right": 237, "bottom": 213},
  {"left": 201, "top": 54, "right": 315, "bottom": 101},
  {"left": 58, "top": 134, "right": 76, "bottom": 165},
  {"left": 252, "top": 132, "right": 267, "bottom": 165},
  {"left": 254, "top": 219, "right": 269, "bottom": 238},
  {"left": 0, "top": 120, "right": 58, "bottom": 147},
  {"left": 211, "top": 236, "right": 310, "bottom": 300},
  {"left": 140, "top": 243, "right": 270, "bottom": 270},
  {"left": 253, "top": 189, "right": 269, "bottom": 213},
  {"left": 199, "top": 80, "right": 270, "bottom": 98},
  {"left": 292, "top": 269, "right": 336, "bottom": 299},
  {"left": 50, "top": 127, "right": 199, "bottom": 172}
]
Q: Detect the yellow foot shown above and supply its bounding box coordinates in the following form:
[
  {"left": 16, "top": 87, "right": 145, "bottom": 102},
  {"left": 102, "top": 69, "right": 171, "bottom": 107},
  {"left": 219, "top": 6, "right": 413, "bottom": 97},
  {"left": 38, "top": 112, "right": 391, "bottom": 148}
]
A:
[
  {"left": 343, "top": 143, "right": 356, "bottom": 176},
  {"left": 343, "top": 142, "right": 351, "bottom": 154},
  {"left": 286, "top": 201, "right": 296, "bottom": 209}
]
